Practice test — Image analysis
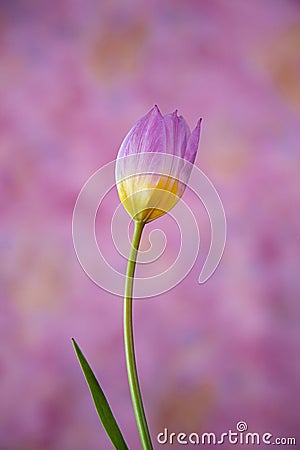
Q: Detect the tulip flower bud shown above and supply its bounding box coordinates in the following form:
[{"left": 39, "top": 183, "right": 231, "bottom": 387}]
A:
[{"left": 116, "top": 105, "right": 201, "bottom": 223}]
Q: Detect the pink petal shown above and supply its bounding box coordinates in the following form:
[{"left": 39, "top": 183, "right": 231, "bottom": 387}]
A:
[
  {"left": 117, "top": 105, "right": 166, "bottom": 158},
  {"left": 184, "top": 118, "right": 202, "bottom": 164},
  {"left": 164, "top": 111, "right": 191, "bottom": 158}
]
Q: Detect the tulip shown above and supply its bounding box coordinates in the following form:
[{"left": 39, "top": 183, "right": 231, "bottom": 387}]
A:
[
  {"left": 116, "top": 105, "right": 201, "bottom": 223},
  {"left": 114, "top": 106, "right": 202, "bottom": 450}
]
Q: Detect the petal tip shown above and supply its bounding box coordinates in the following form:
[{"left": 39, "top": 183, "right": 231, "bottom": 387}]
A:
[
  {"left": 153, "top": 104, "right": 163, "bottom": 116},
  {"left": 196, "top": 117, "right": 202, "bottom": 128},
  {"left": 192, "top": 118, "right": 202, "bottom": 137}
]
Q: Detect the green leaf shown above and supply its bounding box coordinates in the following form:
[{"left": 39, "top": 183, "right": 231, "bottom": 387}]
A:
[{"left": 72, "top": 338, "right": 129, "bottom": 450}]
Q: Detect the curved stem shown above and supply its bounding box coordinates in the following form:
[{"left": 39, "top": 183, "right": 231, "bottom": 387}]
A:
[{"left": 124, "top": 220, "right": 153, "bottom": 450}]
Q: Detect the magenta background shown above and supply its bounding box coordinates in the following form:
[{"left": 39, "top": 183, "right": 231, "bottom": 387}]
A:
[{"left": 1, "top": 1, "right": 299, "bottom": 449}]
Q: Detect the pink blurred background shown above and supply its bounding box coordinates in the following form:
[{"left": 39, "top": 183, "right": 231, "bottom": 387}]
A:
[{"left": 1, "top": 0, "right": 299, "bottom": 449}]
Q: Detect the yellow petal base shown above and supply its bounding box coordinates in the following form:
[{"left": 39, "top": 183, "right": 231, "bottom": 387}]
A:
[{"left": 117, "top": 174, "right": 184, "bottom": 223}]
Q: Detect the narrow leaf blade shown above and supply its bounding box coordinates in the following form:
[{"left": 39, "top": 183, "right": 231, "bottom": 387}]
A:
[{"left": 72, "top": 338, "right": 129, "bottom": 450}]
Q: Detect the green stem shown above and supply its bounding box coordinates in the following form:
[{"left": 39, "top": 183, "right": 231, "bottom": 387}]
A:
[{"left": 124, "top": 220, "right": 153, "bottom": 450}]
